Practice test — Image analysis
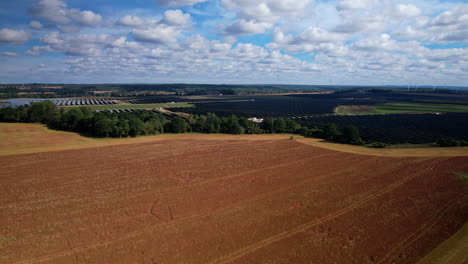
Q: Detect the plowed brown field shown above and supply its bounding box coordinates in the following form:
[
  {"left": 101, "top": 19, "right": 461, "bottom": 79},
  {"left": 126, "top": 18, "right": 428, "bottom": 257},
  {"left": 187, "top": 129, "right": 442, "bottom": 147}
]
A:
[{"left": 1, "top": 125, "right": 467, "bottom": 264}]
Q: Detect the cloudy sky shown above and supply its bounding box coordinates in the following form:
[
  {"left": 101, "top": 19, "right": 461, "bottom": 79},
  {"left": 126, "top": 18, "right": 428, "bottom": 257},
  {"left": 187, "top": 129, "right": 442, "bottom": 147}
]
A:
[{"left": 0, "top": 0, "right": 467, "bottom": 85}]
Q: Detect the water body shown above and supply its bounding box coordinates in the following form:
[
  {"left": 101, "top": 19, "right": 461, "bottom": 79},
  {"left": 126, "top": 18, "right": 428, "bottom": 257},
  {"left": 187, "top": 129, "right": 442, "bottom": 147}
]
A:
[{"left": 0, "top": 98, "right": 68, "bottom": 108}]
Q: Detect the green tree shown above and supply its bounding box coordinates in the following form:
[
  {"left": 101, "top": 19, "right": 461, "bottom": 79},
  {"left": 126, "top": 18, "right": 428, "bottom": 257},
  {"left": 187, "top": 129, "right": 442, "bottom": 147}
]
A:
[
  {"left": 285, "top": 119, "right": 301, "bottom": 133},
  {"left": 192, "top": 115, "right": 207, "bottom": 133},
  {"left": 128, "top": 117, "right": 145, "bottom": 137},
  {"left": 274, "top": 118, "right": 287, "bottom": 133},
  {"left": 116, "top": 119, "right": 130, "bottom": 137},
  {"left": 169, "top": 116, "right": 189, "bottom": 133},
  {"left": 16, "top": 106, "right": 29, "bottom": 122},
  {"left": 27, "top": 101, "right": 60, "bottom": 124},
  {"left": 304, "top": 127, "right": 323, "bottom": 138},
  {"left": 0, "top": 107, "right": 19, "bottom": 122},
  {"left": 78, "top": 106, "right": 94, "bottom": 119},
  {"left": 342, "top": 125, "right": 364, "bottom": 145},
  {"left": 323, "top": 123, "right": 341, "bottom": 141},
  {"left": 239, "top": 117, "right": 262, "bottom": 134},
  {"left": 60, "top": 108, "right": 84, "bottom": 131},
  {"left": 205, "top": 113, "right": 221, "bottom": 133},
  {"left": 91, "top": 114, "right": 113, "bottom": 137},
  {"left": 222, "top": 115, "right": 243, "bottom": 134},
  {"left": 262, "top": 117, "right": 275, "bottom": 133},
  {"left": 238, "top": 117, "right": 250, "bottom": 129},
  {"left": 144, "top": 118, "right": 164, "bottom": 135}
]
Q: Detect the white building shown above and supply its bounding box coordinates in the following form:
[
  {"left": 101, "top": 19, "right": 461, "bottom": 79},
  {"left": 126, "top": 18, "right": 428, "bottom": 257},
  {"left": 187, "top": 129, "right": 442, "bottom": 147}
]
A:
[{"left": 248, "top": 117, "right": 264, "bottom": 123}]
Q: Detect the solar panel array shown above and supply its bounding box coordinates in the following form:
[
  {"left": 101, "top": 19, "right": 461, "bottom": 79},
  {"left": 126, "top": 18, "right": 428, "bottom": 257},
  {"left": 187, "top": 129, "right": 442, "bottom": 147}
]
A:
[
  {"left": 0, "top": 98, "right": 117, "bottom": 107},
  {"left": 96, "top": 109, "right": 140, "bottom": 113},
  {"left": 50, "top": 98, "right": 117, "bottom": 106}
]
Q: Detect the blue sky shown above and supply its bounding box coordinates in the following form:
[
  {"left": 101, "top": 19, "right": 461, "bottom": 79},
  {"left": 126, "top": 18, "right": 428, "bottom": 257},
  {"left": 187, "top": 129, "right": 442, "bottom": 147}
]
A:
[{"left": 0, "top": 0, "right": 467, "bottom": 85}]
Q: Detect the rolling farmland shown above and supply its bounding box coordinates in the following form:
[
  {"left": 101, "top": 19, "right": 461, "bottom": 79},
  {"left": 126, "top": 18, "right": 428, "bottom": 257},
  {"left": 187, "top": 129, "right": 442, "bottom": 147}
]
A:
[
  {"left": 0, "top": 124, "right": 467, "bottom": 264},
  {"left": 2, "top": 0, "right": 468, "bottom": 262}
]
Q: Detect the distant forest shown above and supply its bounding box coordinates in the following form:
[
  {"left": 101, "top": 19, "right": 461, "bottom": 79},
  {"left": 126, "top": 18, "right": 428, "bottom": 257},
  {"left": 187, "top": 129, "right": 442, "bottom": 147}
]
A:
[{"left": 1, "top": 83, "right": 466, "bottom": 99}]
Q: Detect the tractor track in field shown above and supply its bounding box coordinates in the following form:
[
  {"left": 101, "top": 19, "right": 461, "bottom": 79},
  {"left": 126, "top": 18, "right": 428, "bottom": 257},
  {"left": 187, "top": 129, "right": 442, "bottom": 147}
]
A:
[
  {"left": 207, "top": 160, "right": 438, "bottom": 264},
  {"left": 3, "top": 131, "right": 465, "bottom": 264},
  {"left": 376, "top": 194, "right": 467, "bottom": 264},
  {"left": 0, "top": 137, "right": 468, "bottom": 264},
  {"left": 4, "top": 151, "right": 345, "bottom": 253},
  {"left": 14, "top": 154, "right": 374, "bottom": 264},
  {"left": 0, "top": 140, "right": 305, "bottom": 207}
]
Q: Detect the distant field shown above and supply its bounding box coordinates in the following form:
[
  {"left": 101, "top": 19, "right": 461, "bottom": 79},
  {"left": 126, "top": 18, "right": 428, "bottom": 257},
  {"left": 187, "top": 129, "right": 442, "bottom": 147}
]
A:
[
  {"left": 373, "top": 102, "right": 468, "bottom": 114},
  {"left": 62, "top": 102, "right": 194, "bottom": 111},
  {"left": 1, "top": 123, "right": 467, "bottom": 264},
  {"left": 337, "top": 102, "right": 468, "bottom": 115}
]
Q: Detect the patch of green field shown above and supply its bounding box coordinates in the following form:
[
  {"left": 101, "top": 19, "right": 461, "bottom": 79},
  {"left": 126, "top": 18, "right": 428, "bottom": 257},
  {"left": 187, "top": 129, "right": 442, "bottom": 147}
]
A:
[
  {"left": 453, "top": 171, "right": 468, "bottom": 181},
  {"left": 372, "top": 102, "right": 468, "bottom": 114},
  {"left": 62, "top": 103, "right": 194, "bottom": 111}
]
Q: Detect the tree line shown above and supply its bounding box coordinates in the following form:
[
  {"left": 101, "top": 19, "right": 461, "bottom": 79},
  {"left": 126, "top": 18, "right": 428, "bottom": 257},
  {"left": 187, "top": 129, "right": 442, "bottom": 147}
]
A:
[
  {"left": 0, "top": 100, "right": 366, "bottom": 145},
  {"left": 299, "top": 123, "right": 364, "bottom": 145},
  {"left": 0, "top": 101, "right": 300, "bottom": 137}
]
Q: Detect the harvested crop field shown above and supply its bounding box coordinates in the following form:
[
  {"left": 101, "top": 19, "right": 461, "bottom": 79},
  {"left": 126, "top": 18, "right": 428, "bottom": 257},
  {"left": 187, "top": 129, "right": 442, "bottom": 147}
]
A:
[{"left": 1, "top": 126, "right": 467, "bottom": 264}]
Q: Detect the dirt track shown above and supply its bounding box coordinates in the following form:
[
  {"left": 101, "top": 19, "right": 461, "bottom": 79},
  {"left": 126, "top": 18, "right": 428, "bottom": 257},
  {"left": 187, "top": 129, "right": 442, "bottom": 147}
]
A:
[{"left": 1, "top": 134, "right": 467, "bottom": 264}]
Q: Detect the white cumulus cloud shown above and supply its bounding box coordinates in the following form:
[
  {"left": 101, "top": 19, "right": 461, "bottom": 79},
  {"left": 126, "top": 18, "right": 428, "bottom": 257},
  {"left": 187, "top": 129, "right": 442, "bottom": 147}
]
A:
[
  {"left": 221, "top": 0, "right": 311, "bottom": 36},
  {"left": 132, "top": 25, "right": 180, "bottom": 44},
  {"left": 68, "top": 9, "right": 102, "bottom": 26},
  {"left": 0, "top": 29, "right": 32, "bottom": 45},
  {"left": 27, "top": 31, "right": 126, "bottom": 56},
  {"left": 161, "top": 9, "right": 191, "bottom": 25},
  {"left": 28, "top": 0, "right": 103, "bottom": 27},
  {"left": 29, "top": 21, "right": 44, "bottom": 30},
  {"left": 116, "top": 15, "right": 145, "bottom": 27},
  {"left": 224, "top": 20, "right": 272, "bottom": 35},
  {"left": 28, "top": 0, "right": 69, "bottom": 24},
  {"left": 155, "top": 0, "right": 209, "bottom": 7}
]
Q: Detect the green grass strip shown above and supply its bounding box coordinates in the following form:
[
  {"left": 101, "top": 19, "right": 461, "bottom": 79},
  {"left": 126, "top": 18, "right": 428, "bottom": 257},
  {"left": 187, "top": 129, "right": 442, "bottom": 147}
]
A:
[{"left": 372, "top": 102, "right": 468, "bottom": 114}]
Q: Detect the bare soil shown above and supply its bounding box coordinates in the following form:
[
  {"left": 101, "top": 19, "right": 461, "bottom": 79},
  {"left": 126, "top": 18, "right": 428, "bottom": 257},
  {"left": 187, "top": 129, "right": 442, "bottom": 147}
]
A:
[{"left": 0, "top": 129, "right": 467, "bottom": 264}]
